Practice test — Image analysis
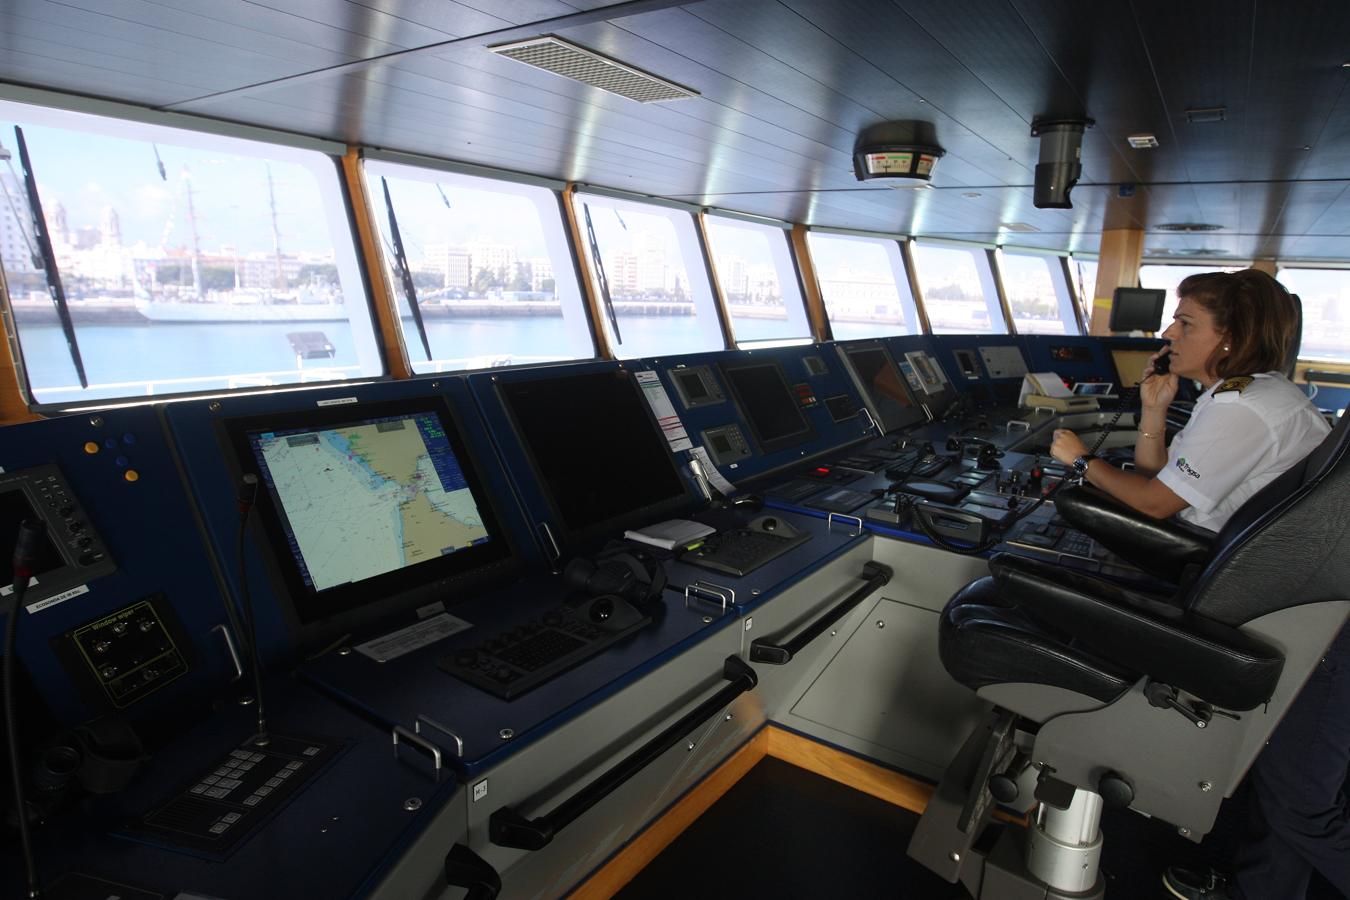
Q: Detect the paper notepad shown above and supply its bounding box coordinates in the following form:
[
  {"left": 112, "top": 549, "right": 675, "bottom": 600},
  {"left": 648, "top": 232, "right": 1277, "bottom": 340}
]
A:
[{"left": 624, "top": 519, "right": 716, "bottom": 550}]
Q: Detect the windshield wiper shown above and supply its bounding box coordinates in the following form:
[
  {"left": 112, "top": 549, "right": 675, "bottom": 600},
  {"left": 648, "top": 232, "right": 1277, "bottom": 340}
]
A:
[
  {"left": 380, "top": 177, "right": 432, "bottom": 362},
  {"left": 14, "top": 126, "right": 88, "bottom": 388},
  {"left": 581, "top": 202, "right": 622, "bottom": 346}
]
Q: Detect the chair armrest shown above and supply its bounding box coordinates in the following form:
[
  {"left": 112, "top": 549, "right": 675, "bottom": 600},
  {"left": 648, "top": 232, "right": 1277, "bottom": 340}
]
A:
[
  {"left": 988, "top": 553, "right": 1283, "bottom": 710},
  {"left": 1055, "top": 485, "right": 1215, "bottom": 584}
]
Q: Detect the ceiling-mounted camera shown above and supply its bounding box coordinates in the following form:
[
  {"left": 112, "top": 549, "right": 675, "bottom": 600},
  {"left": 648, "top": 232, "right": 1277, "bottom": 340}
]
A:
[{"left": 1030, "top": 116, "right": 1094, "bottom": 209}]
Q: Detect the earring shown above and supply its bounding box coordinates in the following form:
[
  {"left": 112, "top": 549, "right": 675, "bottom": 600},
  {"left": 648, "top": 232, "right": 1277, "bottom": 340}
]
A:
[{"left": 1223, "top": 345, "right": 1230, "bottom": 351}]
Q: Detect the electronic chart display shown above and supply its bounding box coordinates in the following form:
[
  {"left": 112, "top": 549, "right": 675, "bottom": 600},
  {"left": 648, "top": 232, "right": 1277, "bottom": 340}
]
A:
[{"left": 227, "top": 398, "right": 511, "bottom": 626}]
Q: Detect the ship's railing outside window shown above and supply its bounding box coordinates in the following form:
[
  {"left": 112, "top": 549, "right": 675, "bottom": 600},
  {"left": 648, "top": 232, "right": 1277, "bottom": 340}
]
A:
[
  {"left": 998, "top": 249, "right": 1079, "bottom": 335},
  {"left": 1139, "top": 263, "right": 1246, "bottom": 332},
  {"left": 804, "top": 232, "right": 919, "bottom": 340},
  {"left": 911, "top": 240, "right": 1006, "bottom": 334},
  {"left": 703, "top": 215, "right": 811, "bottom": 346},
  {"left": 364, "top": 159, "right": 594, "bottom": 373},
  {"left": 571, "top": 192, "right": 724, "bottom": 359},
  {"left": 0, "top": 100, "right": 380, "bottom": 407},
  {"left": 1276, "top": 267, "right": 1350, "bottom": 363}
]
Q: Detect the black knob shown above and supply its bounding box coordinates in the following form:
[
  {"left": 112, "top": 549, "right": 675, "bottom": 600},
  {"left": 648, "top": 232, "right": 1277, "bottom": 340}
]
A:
[
  {"left": 1098, "top": 771, "right": 1135, "bottom": 808},
  {"left": 989, "top": 773, "right": 1020, "bottom": 804}
]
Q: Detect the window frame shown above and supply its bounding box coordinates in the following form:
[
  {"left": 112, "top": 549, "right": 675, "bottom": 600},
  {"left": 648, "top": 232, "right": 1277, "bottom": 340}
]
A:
[
  {"left": 1273, "top": 264, "right": 1350, "bottom": 365},
  {"left": 804, "top": 228, "right": 923, "bottom": 340},
  {"left": 702, "top": 211, "right": 813, "bottom": 347},
  {"left": 571, "top": 189, "right": 728, "bottom": 360},
  {"left": 361, "top": 152, "right": 597, "bottom": 374},
  {"left": 995, "top": 246, "right": 1083, "bottom": 336},
  {"left": 0, "top": 88, "right": 382, "bottom": 412},
  {"left": 910, "top": 237, "right": 1008, "bottom": 335}
]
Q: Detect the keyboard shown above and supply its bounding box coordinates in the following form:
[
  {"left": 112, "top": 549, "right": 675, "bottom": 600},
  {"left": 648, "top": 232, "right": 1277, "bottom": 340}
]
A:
[
  {"left": 681, "top": 527, "right": 810, "bottom": 577},
  {"left": 885, "top": 451, "right": 951, "bottom": 480},
  {"left": 440, "top": 597, "right": 650, "bottom": 700},
  {"left": 126, "top": 734, "right": 335, "bottom": 854}
]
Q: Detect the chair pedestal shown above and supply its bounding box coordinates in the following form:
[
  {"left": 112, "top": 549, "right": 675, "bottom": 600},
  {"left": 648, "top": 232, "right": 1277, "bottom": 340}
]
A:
[{"left": 1026, "top": 788, "right": 1103, "bottom": 894}]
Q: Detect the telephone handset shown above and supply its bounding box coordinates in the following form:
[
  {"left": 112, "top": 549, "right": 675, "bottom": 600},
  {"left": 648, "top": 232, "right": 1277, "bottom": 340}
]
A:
[{"left": 1152, "top": 349, "right": 1171, "bottom": 376}]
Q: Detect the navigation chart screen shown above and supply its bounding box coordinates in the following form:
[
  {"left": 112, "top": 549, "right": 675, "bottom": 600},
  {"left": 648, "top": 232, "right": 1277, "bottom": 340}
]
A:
[
  {"left": 225, "top": 396, "right": 514, "bottom": 631},
  {"left": 249, "top": 413, "right": 490, "bottom": 592}
]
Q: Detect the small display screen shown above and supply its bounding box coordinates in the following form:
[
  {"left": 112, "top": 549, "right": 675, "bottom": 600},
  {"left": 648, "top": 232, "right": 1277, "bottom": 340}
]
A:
[
  {"left": 675, "top": 370, "right": 709, "bottom": 401},
  {"left": 1111, "top": 349, "right": 1158, "bottom": 389},
  {"left": 1110, "top": 288, "right": 1167, "bottom": 333},
  {"left": 712, "top": 434, "right": 732, "bottom": 453},
  {"left": 1073, "top": 382, "right": 1114, "bottom": 396},
  {"left": 840, "top": 345, "right": 926, "bottom": 433},
  {"left": 719, "top": 362, "right": 815, "bottom": 455},
  {"left": 498, "top": 370, "right": 690, "bottom": 542},
  {"left": 227, "top": 398, "right": 511, "bottom": 626},
  {"left": 0, "top": 489, "right": 65, "bottom": 588}
]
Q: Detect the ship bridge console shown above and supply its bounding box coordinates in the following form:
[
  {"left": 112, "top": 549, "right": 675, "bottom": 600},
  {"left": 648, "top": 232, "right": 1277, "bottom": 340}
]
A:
[{"left": 0, "top": 332, "right": 1346, "bottom": 900}]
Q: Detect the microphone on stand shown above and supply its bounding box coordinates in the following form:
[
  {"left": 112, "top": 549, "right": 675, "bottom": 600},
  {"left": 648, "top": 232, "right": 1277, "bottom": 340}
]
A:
[
  {"left": 233, "top": 474, "right": 269, "bottom": 746},
  {"left": 6, "top": 519, "right": 48, "bottom": 897}
]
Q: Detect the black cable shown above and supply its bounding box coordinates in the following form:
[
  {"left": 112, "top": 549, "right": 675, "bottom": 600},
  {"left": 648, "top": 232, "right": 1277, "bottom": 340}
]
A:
[{"left": 5, "top": 520, "right": 45, "bottom": 898}]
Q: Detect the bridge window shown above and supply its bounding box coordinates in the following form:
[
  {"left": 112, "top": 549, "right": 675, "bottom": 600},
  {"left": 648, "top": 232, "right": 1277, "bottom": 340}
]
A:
[
  {"left": 1139, "top": 263, "right": 1246, "bottom": 331},
  {"left": 703, "top": 215, "right": 811, "bottom": 346},
  {"left": 364, "top": 160, "right": 594, "bottom": 373},
  {"left": 1276, "top": 267, "right": 1350, "bottom": 363},
  {"left": 911, "top": 241, "right": 1006, "bottom": 334},
  {"left": 1069, "top": 256, "right": 1098, "bottom": 325},
  {"left": 0, "top": 100, "right": 380, "bottom": 407},
  {"left": 804, "top": 232, "right": 919, "bottom": 340},
  {"left": 572, "top": 193, "right": 725, "bottom": 359},
  {"left": 998, "top": 250, "right": 1079, "bottom": 335}
]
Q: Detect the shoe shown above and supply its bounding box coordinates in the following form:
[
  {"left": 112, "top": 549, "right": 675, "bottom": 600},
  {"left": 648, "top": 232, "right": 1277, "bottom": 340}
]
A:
[{"left": 1162, "top": 865, "right": 1234, "bottom": 899}]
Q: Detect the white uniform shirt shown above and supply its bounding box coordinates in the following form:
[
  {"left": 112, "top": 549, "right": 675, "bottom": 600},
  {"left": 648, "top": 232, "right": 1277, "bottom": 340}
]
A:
[{"left": 1158, "top": 372, "right": 1330, "bottom": 533}]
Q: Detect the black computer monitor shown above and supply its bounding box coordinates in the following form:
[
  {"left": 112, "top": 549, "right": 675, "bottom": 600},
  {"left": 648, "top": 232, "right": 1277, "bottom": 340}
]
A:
[
  {"left": 719, "top": 360, "right": 816, "bottom": 455},
  {"left": 1110, "top": 287, "right": 1167, "bottom": 332},
  {"left": 496, "top": 369, "right": 691, "bottom": 547},
  {"left": 837, "top": 343, "right": 926, "bottom": 433},
  {"left": 225, "top": 397, "right": 513, "bottom": 629}
]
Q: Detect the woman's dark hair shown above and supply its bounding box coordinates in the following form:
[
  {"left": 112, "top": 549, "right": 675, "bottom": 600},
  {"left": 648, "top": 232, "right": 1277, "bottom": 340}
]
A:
[{"left": 1176, "top": 269, "right": 1298, "bottom": 378}]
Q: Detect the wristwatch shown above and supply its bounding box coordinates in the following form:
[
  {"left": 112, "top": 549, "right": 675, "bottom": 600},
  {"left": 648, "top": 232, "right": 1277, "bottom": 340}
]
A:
[{"left": 1071, "top": 454, "right": 1096, "bottom": 477}]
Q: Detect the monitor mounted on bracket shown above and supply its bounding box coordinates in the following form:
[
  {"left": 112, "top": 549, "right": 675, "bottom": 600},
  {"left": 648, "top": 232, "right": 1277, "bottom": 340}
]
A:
[
  {"left": 223, "top": 395, "right": 515, "bottom": 645},
  {"left": 496, "top": 368, "right": 693, "bottom": 553},
  {"left": 1110, "top": 287, "right": 1167, "bottom": 333},
  {"left": 835, "top": 342, "right": 927, "bottom": 434},
  {"left": 718, "top": 360, "right": 816, "bottom": 455}
]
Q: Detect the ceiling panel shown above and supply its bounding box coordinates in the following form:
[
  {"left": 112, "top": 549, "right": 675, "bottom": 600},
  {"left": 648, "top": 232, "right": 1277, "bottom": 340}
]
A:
[{"left": 0, "top": 0, "right": 1346, "bottom": 259}]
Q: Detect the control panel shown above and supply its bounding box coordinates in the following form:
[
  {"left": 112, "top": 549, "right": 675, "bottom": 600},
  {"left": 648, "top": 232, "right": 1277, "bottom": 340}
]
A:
[
  {"left": 700, "top": 424, "right": 752, "bottom": 466},
  {"left": 1, "top": 464, "right": 116, "bottom": 609},
  {"left": 52, "top": 596, "right": 192, "bottom": 711}
]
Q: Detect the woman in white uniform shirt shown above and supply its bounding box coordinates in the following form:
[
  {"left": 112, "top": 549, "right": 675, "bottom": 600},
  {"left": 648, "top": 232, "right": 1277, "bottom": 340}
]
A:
[{"left": 1050, "top": 269, "right": 1329, "bottom": 533}]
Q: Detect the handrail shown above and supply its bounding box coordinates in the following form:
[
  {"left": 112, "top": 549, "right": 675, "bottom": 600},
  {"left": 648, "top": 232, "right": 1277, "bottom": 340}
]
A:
[
  {"left": 488, "top": 655, "right": 757, "bottom": 850},
  {"left": 749, "top": 561, "right": 892, "bottom": 665}
]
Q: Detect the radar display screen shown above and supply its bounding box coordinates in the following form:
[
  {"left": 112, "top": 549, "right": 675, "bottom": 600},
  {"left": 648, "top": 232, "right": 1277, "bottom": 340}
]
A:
[
  {"left": 497, "top": 369, "right": 691, "bottom": 546},
  {"left": 719, "top": 361, "right": 815, "bottom": 454},
  {"left": 838, "top": 344, "right": 926, "bottom": 433}
]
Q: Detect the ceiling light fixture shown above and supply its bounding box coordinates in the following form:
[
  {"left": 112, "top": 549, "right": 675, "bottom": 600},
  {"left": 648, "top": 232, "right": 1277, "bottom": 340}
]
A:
[
  {"left": 1127, "top": 134, "right": 1159, "bottom": 149},
  {"left": 1156, "top": 223, "right": 1223, "bottom": 233},
  {"left": 488, "top": 36, "right": 698, "bottom": 103}
]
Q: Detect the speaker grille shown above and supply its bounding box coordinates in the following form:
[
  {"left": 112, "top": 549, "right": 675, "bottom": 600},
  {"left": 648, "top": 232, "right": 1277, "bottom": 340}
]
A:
[{"left": 489, "top": 36, "right": 698, "bottom": 103}]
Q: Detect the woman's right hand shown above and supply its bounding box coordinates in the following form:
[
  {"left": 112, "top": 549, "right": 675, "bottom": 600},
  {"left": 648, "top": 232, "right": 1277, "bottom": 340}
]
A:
[{"left": 1141, "top": 350, "right": 1178, "bottom": 410}]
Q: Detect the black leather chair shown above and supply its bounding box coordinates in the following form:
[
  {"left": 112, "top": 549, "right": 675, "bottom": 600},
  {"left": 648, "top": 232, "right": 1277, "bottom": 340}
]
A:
[{"left": 908, "top": 406, "right": 1350, "bottom": 899}]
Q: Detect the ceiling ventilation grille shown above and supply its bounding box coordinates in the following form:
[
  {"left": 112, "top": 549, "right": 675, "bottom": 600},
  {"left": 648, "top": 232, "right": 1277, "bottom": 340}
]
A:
[
  {"left": 1156, "top": 223, "right": 1223, "bottom": 233},
  {"left": 489, "top": 36, "right": 698, "bottom": 103}
]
